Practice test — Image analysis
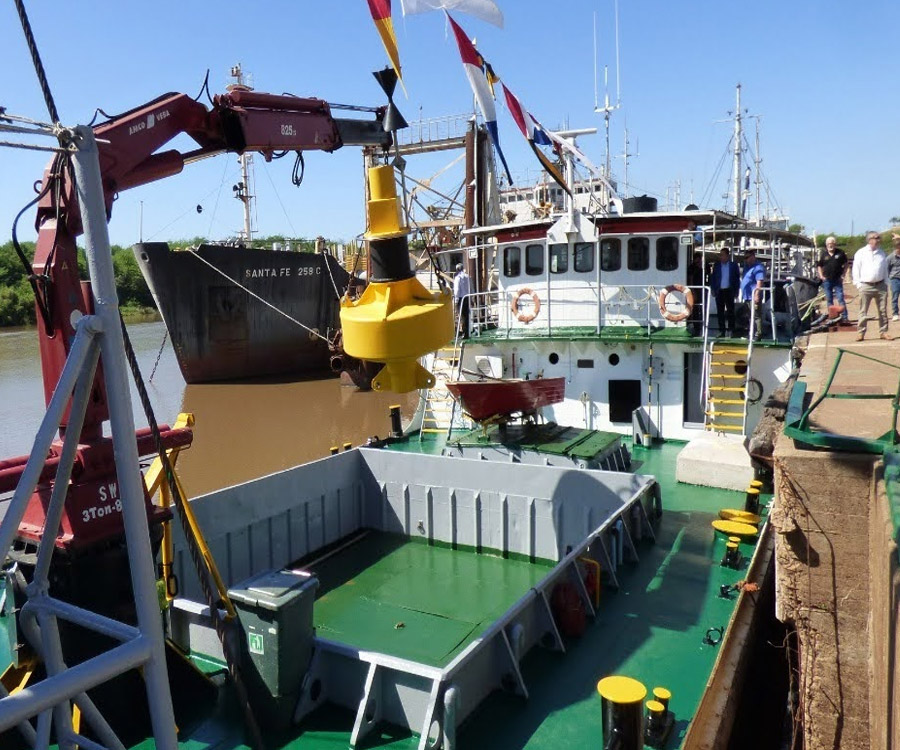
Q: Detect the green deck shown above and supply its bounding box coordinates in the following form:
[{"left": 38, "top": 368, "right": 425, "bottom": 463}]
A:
[
  {"left": 2, "top": 441, "right": 766, "bottom": 750},
  {"left": 449, "top": 423, "right": 621, "bottom": 459},
  {"left": 310, "top": 533, "right": 552, "bottom": 667}
]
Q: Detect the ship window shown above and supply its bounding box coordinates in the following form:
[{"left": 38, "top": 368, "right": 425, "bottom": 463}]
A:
[
  {"left": 577, "top": 358, "right": 594, "bottom": 368},
  {"left": 600, "top": 238, "right": 622, "bottom": 271},
  {"left": 549, "top": 352, "right": 560, "bottom": 364},
  {"left": 627, "top": 237, "right": 650, "bottom": 271},
  {"left": 504, "top": 246, "right": 521, "bottom": 277},
  {"left": 526, "top": 244, "right": 544, "bottom": 275},
  {"left": 609, "top": 379, "right": 641, "bottom": 423},
  {"left": 656, "top": 237, "right": 680, "bottom": 271},
  {"left": 549, "top": 243, "right": 568, "bottom": 274},
  {"left": 574, "top": 242, "right": 594, "bottom": 273}
]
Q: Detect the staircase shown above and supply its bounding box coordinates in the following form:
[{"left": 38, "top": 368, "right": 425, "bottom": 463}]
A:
[
  {"left": 419, "top": 343, "right": 471, "bottom": 440},
  {"left": 704, "top": 340, "right": 753, "bottom": 435}
]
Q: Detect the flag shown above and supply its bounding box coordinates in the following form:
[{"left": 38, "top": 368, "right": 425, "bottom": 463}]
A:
[
  {"left": 400, "top": 0, "right": 503, "bottom": 27},
  {"left": 502, "top": 83, "right": 570, "bottom": 195},
  {"left": 367, "top": 0, "right": 404, "bottom": 89},
  {"left": 447, "top": 13, "right": 513, "bottom": 183}
]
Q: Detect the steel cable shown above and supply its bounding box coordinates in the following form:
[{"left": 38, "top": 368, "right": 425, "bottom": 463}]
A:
[
  {"left": 13, "top": 0, "right": 60, "bottom": 125},
  {"left": 119, "top": 318, "right": 265, "bottom": 750}
]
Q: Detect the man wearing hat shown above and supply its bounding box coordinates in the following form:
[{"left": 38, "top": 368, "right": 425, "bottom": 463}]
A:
[{"left": 453, "top": 262, "right": 471, "bottom": 338}]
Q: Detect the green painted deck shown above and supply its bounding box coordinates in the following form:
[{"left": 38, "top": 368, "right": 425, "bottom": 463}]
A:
[
  {"left": 2, "top": 441, "right": 767, "bottom": 750},
  {"left": 310, "top": 533, "right": 552, "bottom": 667},
  {"left": 449, "top": 423, "right": 620, "bottom": 459}
]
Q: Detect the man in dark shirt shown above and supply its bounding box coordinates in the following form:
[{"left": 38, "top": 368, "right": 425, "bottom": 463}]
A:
[{"left": 817, "top": 236, "right": 849, "bottom": 323}]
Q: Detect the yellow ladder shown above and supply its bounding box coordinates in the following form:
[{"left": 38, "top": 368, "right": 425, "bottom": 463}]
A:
[
  {"left": 705, "top": 342, "right": 752, "bottom": 434},
  {"left": 419, "top": 343, "right": 467, "bottom": 440}
]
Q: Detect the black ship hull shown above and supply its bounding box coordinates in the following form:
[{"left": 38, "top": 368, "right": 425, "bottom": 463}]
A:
[{"left": 134, "top": 243, "right": 352, "bottom": 384}]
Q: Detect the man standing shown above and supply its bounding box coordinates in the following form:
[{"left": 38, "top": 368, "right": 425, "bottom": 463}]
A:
[
  {"left": 817, "top": 236, "right": 849, "bottom": 323},
  {"left": 709, "top": 247, "right": 740, "bottom": 336},
  {"left": 852, "top": 232, "right": 889, "bottom": 341},
  {"left": 453, "top": 262, "right": 471, "bottom": 338},
  {"left": 740, "top": 250, "right": 766, "bottom": 340},
  {"left": 887, "top": 236, "right": 900, "bottom": 321}
]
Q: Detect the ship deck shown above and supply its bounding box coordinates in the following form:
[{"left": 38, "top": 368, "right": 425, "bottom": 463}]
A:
[{"left": 0, "top": 441, "right": 769, "bottom": 750}]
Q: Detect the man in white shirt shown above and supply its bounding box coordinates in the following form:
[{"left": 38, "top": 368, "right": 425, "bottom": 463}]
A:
[
  {"left": 851, "top": 231, "right": 890, "bottom": 341},
  {"left": 453, "top": 263, "right": 471, "bottom": 338}
]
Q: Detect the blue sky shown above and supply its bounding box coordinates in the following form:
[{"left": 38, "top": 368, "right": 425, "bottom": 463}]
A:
[{"left": 1, "top": 0, "right": 897, "bottom": 248}]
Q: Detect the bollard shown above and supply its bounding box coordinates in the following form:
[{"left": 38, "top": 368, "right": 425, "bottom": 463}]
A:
[
  {"left": 744, "top": 487, "right": 760, "bottom": 514},
  {"left": 343, "top": 442, "right": 352, "bottom": 452},
  {"left": 645, "top": 687, "right": 675, "bottom": 748},
  {"left": 329, "top": 446, "right": 339, "bottom": 456},
  {"left": 597, "top": 675, "right": 647, "bottom": 750}
]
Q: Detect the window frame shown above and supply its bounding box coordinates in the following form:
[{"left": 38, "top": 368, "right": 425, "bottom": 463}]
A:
[
  {"left": 627, "top": 237, "right": 650, "bottom": 271},
  {"left": 656, "top": 236, "right": 680, "bottom": 272},
  {"left": 600, "top": 238, "right": 622, "bottom": 272},
  {"left": 503, "top": 245, "right": 521, "bottom": 278},
  {"left": 574, "top": 241, "right": 595, "bottom": 273},
  {"left": 549, "top": 243, "right": 569, "bottom": 274},
  {"left": 525, "top": 243, "right": 544, "bottom": 276}
]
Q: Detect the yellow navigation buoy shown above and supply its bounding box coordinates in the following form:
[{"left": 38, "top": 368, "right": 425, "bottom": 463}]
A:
[
  {"left": 719, "top": 508, "right": 761, "bottom": 525},
  {"left": 340, "top": 165, "right": 453, "bottom": 393},
  {"left": 712, "top": 519, "right": 758, "bottom": 537}
]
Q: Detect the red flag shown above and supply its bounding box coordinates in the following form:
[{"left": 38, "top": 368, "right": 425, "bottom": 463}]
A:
[{"left": 367, "top": 0, "right": 403, "bottom": 87}]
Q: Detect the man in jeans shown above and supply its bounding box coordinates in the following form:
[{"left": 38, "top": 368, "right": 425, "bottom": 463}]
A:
[
  {"left": 851, "top": 231, "right": 890, "bottom": 341},
  {"left": 887, "top": 236, "right": 900, "bottom": 321},
  {"left": 817, "top": 236, "right": 849, "bottom": 323}
]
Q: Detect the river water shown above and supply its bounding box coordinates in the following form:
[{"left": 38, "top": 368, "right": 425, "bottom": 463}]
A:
[{"left": 0, "top": 321, "right": 419, "bottom": 497}]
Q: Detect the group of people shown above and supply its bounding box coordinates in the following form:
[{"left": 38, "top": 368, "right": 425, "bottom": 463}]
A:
[
  {"left": 817, "top": 231, "right": 900, "bottom": 341},
  {"left": 689, "top": 248, "right": 768, "bottom": 339}
]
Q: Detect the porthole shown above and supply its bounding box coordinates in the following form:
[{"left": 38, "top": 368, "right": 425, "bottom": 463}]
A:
[
  {"left": 549, "top": 352, "right": 560, "bottom": 365},
  {"left": 609, "top": 353, "right": 620, "bottom": 366},
  {"left": 734, "top": 359, "right": 748, "bottom": 375}
]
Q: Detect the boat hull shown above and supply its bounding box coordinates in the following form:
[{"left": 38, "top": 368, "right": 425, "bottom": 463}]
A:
[
  {"left": 134, "top": 243, "right": 352, "bottom": 383},
  {"left": 446, "top": 376, "right": 566, "bottom": 421}
]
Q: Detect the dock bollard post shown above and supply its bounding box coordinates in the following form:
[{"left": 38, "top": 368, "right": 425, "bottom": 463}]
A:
[
  {"left": 597, "top": 675, "right": 647, "bottom": 750},
  {"left": 744, "top": 486, "right": 760, "bottom": 514},
  {"left": 330, "top": 446, "right": 339, "bottom": 456}
]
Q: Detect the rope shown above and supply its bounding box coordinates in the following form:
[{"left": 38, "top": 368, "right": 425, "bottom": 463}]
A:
[
  {"left": 322, "top": 252, "right": 344, "bottom": 300},
  {"left": 13, "top": 0, "right": 60, "bottom": 124},
  {"left": 120, "top": 317, "right": 264, "bottom": 750},
  {"left": 186, "top": 249, "right": 329, "bottom": 342},
  {"left": 148, "top": 330, "right": 168, "bottom": 382}
]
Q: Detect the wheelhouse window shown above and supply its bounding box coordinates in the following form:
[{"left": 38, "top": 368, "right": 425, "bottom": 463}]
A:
[
  {"left": 627, "top": 237, "right": 650, "bottom": 271},
  {"left": 656, "top": 237, "right": 680, "bottom": 271},
  {"left": 503, "top": 246, "right": 521, "bottom": 277},
  {"left": 526, "top": 244, "right": 544, "bottom": 276},
  {"left": 549, "top": 243, "right": 568, "bottom": 274},
  {"left": 600, "top": 238, "right": 621, "bottom": 271},
  {"left": 574, "top": 242, "right": 594, "bottom": 273}
]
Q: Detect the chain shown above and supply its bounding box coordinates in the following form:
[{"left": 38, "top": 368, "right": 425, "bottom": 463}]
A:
[
  {"left": 148, "top": 330, "right": 168, "bottom": 382},
  {"left": 13, "top": 0, "right": 60, "bottom": 125},
  {"left": 119, "top": 317, "right": 264, "bottom": 750}
]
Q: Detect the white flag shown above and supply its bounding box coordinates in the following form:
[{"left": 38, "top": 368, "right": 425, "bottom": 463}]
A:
[{"left": 400, "top": 0, "right": 503, "bottom": 27}]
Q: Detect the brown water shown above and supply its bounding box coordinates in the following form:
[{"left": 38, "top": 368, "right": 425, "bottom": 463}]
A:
[{"left": 0, "top": 321, "right": 418, "bottom": 497}]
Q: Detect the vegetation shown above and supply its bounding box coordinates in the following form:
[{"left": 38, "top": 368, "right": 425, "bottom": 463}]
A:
[{"left": 0, "top": 235, "right": 331, "bottom": 328}]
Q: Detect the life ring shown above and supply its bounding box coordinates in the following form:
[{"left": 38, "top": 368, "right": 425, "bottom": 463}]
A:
[
  {"left": 745, "top": 377, "right": 764, "bottom": 405},
  {"left": 511, "top": 288, "right": 541, "bottom": 324},
  {"left": 658, "top": 284, "right": 694, "bottom": 322}
]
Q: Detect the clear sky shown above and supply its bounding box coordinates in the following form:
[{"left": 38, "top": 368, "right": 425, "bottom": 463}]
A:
[{"left": 1, "top": 0, "right": 897, "bottom": 248}]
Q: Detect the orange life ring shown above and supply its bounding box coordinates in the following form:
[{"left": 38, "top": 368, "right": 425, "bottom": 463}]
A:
[
  {"left": 658, "top": 284, "right": 694, "bottom": 322},
  {"left": 511, "top": 288, "right": 541, "bottom": 323}
]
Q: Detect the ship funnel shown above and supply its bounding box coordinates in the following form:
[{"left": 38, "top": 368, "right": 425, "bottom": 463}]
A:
[{"left": 339, "top": 165, "right": 452, "bottom": 393}]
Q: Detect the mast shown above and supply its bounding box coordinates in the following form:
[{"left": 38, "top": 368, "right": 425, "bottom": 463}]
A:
[
  {"left": 228, "top": 64, "right": 255, "bottom": 243},
  {"left": 593, "top": 0, "right": 621, "bottom": 183},
  {"left": 732, "top": 83, "right": 742, "bottom": 217},
  {"left": 754, "top": 116, "right": 762, "bottom": 223}
]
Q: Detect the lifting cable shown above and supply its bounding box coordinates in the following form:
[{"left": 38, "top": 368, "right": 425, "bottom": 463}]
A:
[
  {"left": 120, "top": 317, "right": 265, "bottom": 750},
  {"left": 185, "top": 248, "right": 330, "bottom": 342}
]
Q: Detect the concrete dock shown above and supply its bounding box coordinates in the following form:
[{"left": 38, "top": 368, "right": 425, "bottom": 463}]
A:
[{"left": 771, "top": 319, "right": 900, "bottom": 750}]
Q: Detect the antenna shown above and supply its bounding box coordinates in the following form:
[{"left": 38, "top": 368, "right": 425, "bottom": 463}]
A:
[{"left": 594, "top": 0, "right": 622, "bottom": 180}]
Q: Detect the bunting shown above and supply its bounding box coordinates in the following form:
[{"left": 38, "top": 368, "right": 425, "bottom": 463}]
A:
[
  {"left": 367, "top": 0, "right": 404, "bottom": 89},
  {"left": 447, "top": 13, "right": 513, "bottom": 183},
  {"left": 400, "top": 0, "right": 503, "bottom": 27},
  {"left": 501, "top": 83, "right": 570, "bottom": 195}
]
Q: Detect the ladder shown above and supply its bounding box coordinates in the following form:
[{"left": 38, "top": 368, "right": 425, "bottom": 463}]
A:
[
  {"left": 704, "top": 340, "right": 753, "bottom": 435},
  {"left": 419, "top": 343, "right": 470, "bottom": 440}
]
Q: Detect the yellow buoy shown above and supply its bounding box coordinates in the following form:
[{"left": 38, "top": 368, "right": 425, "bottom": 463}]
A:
[
  {"left": 340, "top": 165, "right": 453, "bottom": 392},
  {"left": 719, "top": 508, "right": 761, "bottom": 525},
  {"left": 712, "top": 519, "right": 758, "bottom": 537}
]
